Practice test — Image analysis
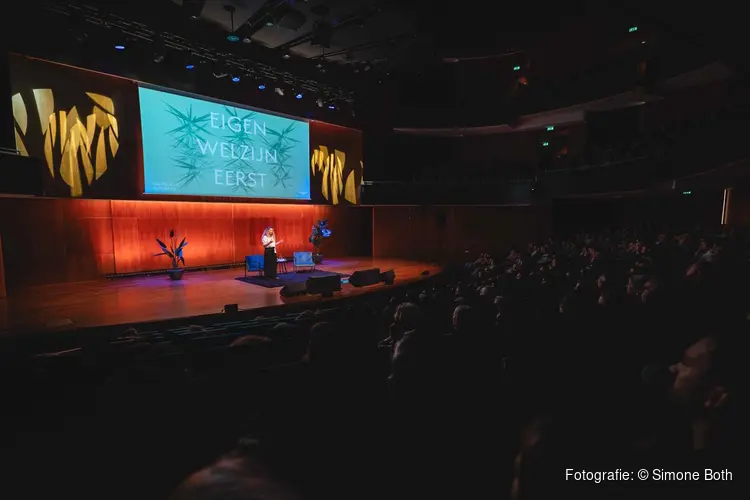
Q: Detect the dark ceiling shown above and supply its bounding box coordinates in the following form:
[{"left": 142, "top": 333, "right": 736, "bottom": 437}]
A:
[{"left": 7, "top": 1, "right": 744, "bottom": 129}]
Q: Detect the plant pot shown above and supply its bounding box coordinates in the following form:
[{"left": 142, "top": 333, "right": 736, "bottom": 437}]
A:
[
  {"left": 168, "top": 268, "right": 184, "bottom": 280},
  {"left": 313, "top": 253, "right": 324, "bottom": 264}
]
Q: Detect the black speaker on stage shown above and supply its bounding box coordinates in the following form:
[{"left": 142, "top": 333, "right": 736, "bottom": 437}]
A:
[
  {"left": 349, "top": 268, "right": 381, "bottom": 287},
  {"left": 381, "top": 269, "right": 396, "bottom": 285},
  {"left": 280, "top": 281, "right": 308, "bottom": 297},
  {"left": 306, "top": 274, "right": 341, "bottom": 297}
]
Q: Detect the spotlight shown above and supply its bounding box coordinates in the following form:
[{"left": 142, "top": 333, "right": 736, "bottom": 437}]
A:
[
  {"left": 242, "top": 37, "right": 252, "bottom": 44},
  {"left": 328, "top": 104, "right": 335, "bottom": 110},
  {"left": 258, "top": 84, "right": 266, "bottom": 90},
  {"left": 227, "top": 33, "right": 240, "bottom": 42},
  {"left": 186, "top": 64, "right": 195, "bottom": 70},
  {"left": 114, "top": 44, "right": 125, "bottom": 50},
  {"left": 274, "top": 87, "right": 285, "bottom": 96},
  {"left": 232, "top": 75, "right": 240, "bottom": 82},
  {"left": 295, "top": 92, "right": 303, "bottom": 99},
  {"left": 282, "top": 51, "right": 291, "bottom": 60},
  {"left": 316, "top": 98, "right": 324, "bottom": 108}
]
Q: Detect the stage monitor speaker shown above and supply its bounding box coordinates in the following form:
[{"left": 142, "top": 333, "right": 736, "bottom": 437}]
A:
[
  {"left": 280, "top": 281, "right": 308, "bottom": 297},
  {"left": 306, "top": 274, "right": 341, "bottom": 297},
  {"left": 349, "top": 268, "right": 381, "bottom": 287},
  {"left": 381, "top": 269, "right": 395, "bottom": 285}
]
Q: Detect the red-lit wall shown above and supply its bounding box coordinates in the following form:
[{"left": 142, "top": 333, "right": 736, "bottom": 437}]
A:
[
  {"left": 0, "top": 197, "right": 372, "bottom": 289},
  {"left": 372, "top": 205, "right": 551, "bottom": 263}
]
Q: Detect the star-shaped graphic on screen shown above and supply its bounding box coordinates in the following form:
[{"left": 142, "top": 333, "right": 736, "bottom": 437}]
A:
[{"left": 273, "top": 167, "right": 293, "bottom": 188}]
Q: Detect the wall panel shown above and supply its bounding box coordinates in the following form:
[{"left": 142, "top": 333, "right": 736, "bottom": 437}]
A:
[
  {"left": 372, "top": 205, "right": 551, "bottom": 262},
  {"left": 0, "top": 197, "right": 372, "bottom": 289},
  {"left": 0, "top": 197, "right": 114, "bottom": 287}
]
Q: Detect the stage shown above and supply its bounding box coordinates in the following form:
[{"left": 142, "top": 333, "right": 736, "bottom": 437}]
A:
[{"left": 0, "top": 258, "right": 440, "bottom": 336}]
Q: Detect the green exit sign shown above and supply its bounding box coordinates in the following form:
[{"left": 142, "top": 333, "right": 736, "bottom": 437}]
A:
[{"left": 629, "top": 26, "right": 638, "bottom": 32}]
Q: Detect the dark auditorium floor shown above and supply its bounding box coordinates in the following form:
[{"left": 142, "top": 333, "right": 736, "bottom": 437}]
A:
[{"left": 0, "top": 258, "right": 440, "bottom": 336}]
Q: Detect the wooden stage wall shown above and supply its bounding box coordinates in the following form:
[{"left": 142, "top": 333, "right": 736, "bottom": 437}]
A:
[
  {"left": 0, "top": 198, "right": 372, "bottom": 289},
  {"left": 372, "top": 205, "right": 552, "bottom": 263},
  {"left": 0, "top": 199, "right": 553, "bottom": 289}
]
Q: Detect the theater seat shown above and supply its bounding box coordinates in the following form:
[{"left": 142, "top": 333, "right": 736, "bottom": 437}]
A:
[
  {"left": 245, "top": 255, "right": 264, "bottom": 277},
  {"left": 293, "top": 251, "right": 315, "bottom": 272}
]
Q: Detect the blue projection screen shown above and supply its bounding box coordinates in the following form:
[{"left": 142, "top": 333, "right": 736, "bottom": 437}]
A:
[{"left": 138, "top": 86, "right": 310, "bottom": 199}]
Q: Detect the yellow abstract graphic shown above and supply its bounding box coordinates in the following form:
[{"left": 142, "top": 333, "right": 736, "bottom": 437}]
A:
[
  {"left": 12, "top": 90, "right": 120, "bottom": 197},
  {"left": 311, "top": 146, "right": 362, "bottom": 205}
]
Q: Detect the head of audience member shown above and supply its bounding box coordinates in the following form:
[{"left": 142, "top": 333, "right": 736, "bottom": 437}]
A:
[
  {"left": 305, "top": 321, "right": 339, "bottom": 366},
  {"left": 640, "top": 278, "right": 662, "bottom": 305},
  {"left": 510, "top": 418, "right": 559, "bottom": 500},
  {"left": 452, "top": 305, "right": 481, "bottom": 336},
  {"left": 389, "top": 302, "right": 423, "bottom": 342},
  {"left": 670, "top": 336, "right": 732, "bottom": 414},
  {"left": 169, "top": 440, "right": 302, "bottom": 500},
  {"left": 669, "top": 335, "right": 738, "bottom": 451}
]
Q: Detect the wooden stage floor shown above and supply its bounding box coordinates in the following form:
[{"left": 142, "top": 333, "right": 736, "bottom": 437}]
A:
[{"left": 0, "top": 258, "right": 439, "bottom": 336}]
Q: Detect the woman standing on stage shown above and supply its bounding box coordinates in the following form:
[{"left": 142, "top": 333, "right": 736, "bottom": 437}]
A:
[{"left": 261, "top": 226, "right": 283, "bottom": 279}]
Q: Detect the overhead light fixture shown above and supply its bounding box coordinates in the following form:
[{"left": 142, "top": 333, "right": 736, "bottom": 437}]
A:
[
  {"left": 282, "top": 52, "right": 291, "bottom": 60},
  {"left": 114, "top": 44, "right": 125, "bottom": 50},
  {"left": 242, "top": 37, "right": 252, "bottom": 44},
  {"left": 225, "top": 5, "right": 240, "bottom": 42},
  {"left": 275, "top": 87, "right": 284, "bottom": 96},
  {"left": 232, "top": 75, "right": 240, "bottom": 82},
  {"left": 258, "top": 84, "right": 266, "bottom": 90},
  {"left": 186, "top": 63, "right": 195, "bottom": 70},
  {"left": 316, "top": 98, "right": 324, "bottom": 108},
  {"left": 295, "top": 92, "right": 303, "bottom": 99}
]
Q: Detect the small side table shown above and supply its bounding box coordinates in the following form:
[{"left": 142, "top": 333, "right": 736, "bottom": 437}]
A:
[{"left": 277, "top": 257, "right": 289, "bottom": 274}]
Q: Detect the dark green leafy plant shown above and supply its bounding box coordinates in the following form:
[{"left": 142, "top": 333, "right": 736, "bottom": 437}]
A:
[
  {"left": 308, "top": 219, "right": 332, "bottom": 254},
  {"left": 154, "top": 229, "right": 188, "bottom": 269}
]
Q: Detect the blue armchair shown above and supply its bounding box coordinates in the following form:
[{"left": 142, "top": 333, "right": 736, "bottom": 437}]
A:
[
  {"left": 245, "top": 255, "right": 264, "bottom": 277},
  {"left": 293, "top": 251, "right": 315, "bottom": 272}
]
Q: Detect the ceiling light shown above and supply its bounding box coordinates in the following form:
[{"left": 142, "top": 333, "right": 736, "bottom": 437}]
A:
[
  {"left": 227, "top": 34, "right": 240, "bottom": 42},
  {"left": 114, "top": 44, "right": 125, "bottom": 50},
  {"left": 232, "top": 75, "right": 240, "bottom": 82},
  {"left": 295, "top": 92, "right": 303, "bottom": 99},
  {"left": 258, "top": 84, "right": 266, "bottom": 90}
]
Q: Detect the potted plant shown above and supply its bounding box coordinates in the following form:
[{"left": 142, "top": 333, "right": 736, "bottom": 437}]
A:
[
  {"left": 155, "top": 229, "right": 188, "bottom": 280},
  {"left": 308, "top": 219, "right": 332, "bottom": 264}
]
